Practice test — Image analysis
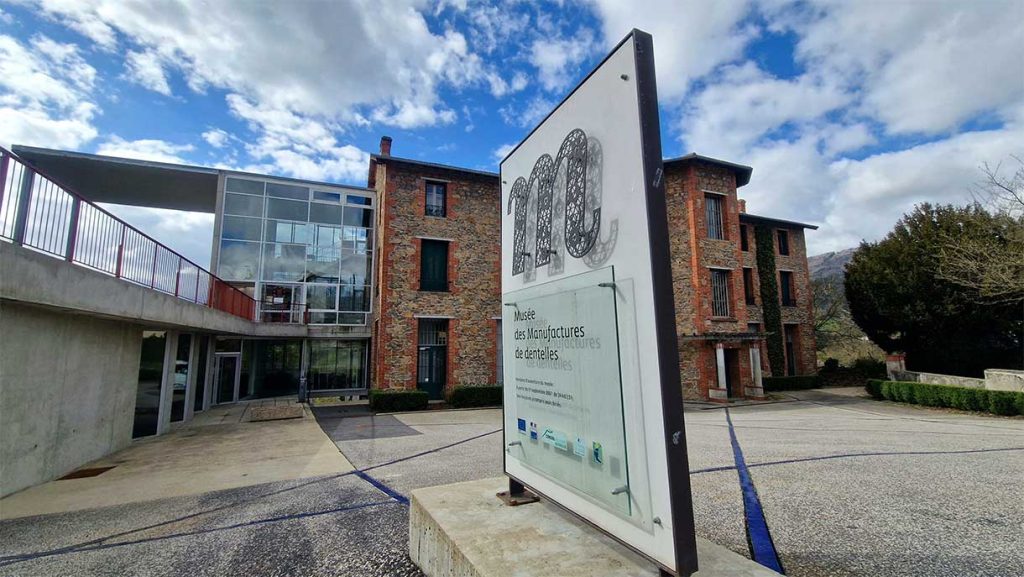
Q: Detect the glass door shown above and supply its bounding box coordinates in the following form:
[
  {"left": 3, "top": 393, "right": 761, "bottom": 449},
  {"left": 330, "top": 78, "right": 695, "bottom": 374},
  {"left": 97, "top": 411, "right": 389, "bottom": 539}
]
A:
[{"left": 214, "top": 353, "right": 241, "bottom": 404}]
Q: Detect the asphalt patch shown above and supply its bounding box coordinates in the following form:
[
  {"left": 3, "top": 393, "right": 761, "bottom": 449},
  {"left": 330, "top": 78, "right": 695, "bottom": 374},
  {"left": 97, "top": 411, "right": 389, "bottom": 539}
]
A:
[{"left": 313, "top": 413, "right": 421, "bottom": 442}]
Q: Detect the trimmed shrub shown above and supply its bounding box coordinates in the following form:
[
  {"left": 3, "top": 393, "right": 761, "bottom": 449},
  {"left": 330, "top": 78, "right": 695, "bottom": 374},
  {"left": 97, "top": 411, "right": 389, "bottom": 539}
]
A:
[
  {"left": 865, "top": 379, "right": 883, "bottom": 399},
  {"left": 369, "top": 389, "right": 428, "bottom": 413},
  {"left": 822, "top": 358, "right": 840, "bottom": 372},
  {"left": 449, "top": 385, "right": 503, "bottom": 408},
  {"left": 763, "top": 375, "right": 820, "bottom": 391},
  {"left": 988, "top": 391, "right": 1018, "bottom": 416},
  {"left": 866, "top": 379, "right": 1023, "bottom": 416}
]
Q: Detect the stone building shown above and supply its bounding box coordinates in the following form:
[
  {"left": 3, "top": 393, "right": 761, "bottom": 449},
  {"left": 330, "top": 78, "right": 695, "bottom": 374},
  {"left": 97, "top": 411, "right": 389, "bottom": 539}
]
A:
[
  {"left": 663, "top": 155, "right": 818, "bottom": 400},
  {"left": 368, "top": 137, "right": 502, "bottom": 398},
  {"left": 369, "top": 138, "right": 817, "bottom": 401}
]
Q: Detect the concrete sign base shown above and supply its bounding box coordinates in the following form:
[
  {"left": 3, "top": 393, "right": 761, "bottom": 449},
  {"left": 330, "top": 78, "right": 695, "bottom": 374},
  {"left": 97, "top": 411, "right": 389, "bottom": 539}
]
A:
[{"left": 408, "top": 478, "right": 782, "bottom": 577}]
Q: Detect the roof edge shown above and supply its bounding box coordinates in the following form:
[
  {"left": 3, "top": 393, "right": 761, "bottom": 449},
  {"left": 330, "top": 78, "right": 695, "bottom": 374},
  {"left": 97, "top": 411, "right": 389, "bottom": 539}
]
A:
[
  {"left": 371, "top": 153, "right": 499, "bottom": 179},
  {"left": 663, "top": 153, "right": 753, "bottom": 187},
  {"left": 740, "top": 212, "right": 819, "bottom": 230}
]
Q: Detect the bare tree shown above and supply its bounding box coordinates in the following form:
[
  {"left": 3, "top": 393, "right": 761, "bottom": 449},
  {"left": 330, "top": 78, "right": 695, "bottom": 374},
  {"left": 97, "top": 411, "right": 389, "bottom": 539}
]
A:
[
  {"left": 936, "top": 156, "right": 1024, "bottom": 304},
  {"left": 813, "top": 276, "right": 862, "bottom": 347},
  {"left": 972, "top": 155, "right": 1024, "bottom": 215}
]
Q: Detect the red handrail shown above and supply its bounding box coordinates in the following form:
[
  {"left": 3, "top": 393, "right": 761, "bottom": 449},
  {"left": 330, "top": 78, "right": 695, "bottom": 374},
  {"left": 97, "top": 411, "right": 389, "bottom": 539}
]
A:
[{"left": 0, "top": 146, "right": 256, "bottom": 321}]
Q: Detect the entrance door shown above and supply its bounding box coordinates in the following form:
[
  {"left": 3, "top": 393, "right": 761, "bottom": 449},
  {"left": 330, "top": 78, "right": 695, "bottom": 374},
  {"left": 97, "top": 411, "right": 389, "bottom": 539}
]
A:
[
  {"left": 724, "top": 349, "right": 740, "bottom": 397},
  {"left": 417, "top": 319, "right": 448, "bottom": 400},
  {"left": 214, "top": 353, "right": 241, "bottom": 404},
  {"left": 784, "top": 325, "right": 798, "bottom": 376}
]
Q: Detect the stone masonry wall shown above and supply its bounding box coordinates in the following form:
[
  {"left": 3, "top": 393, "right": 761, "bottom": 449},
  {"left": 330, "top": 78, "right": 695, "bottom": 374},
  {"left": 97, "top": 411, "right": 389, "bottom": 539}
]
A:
[{"left": 372, "top": 160, "right": 501, "bottom": 393}]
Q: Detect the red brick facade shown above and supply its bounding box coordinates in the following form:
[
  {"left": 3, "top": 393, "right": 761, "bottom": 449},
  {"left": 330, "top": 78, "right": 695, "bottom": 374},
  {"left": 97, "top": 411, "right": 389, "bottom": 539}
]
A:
[
  {"left": 663, "top": 158, "right": 817, "bottom": 400},
  {"left": 368, "top": 140, "right": 816, "bottom": 401},
  {"left": 369, "top": 141, "right": 501, "bottom": 396}
]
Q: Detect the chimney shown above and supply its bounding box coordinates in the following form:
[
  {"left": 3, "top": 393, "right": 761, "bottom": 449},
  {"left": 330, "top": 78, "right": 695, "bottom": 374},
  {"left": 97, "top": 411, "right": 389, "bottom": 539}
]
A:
[
  {"left": 738, "top": 199, "right": 747, "bottom": 214},
  {"left": 379, "top": 136, "right": 393, "bottom": 156}
]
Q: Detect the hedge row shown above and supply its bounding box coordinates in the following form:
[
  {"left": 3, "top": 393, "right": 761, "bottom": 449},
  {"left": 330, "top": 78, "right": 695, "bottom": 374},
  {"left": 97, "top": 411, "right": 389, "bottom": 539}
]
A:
[
  {"left": 369, "top": 389, "right": 429, "bottom": 412},
  {"left": 866, "top": 379, "right": 1024, "bottom": 416},
  {"left": 448, "top": 385, "right": 503, "bottom": 408},
  {"left": 763, "top": 375, "right": 820, "bottom": 391}
]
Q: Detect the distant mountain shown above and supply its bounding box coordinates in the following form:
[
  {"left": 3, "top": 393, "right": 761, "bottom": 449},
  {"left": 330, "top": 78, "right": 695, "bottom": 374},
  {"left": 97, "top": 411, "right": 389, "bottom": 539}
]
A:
[{"left": 808, "top": 248, "right": 856, "bottom": 280}]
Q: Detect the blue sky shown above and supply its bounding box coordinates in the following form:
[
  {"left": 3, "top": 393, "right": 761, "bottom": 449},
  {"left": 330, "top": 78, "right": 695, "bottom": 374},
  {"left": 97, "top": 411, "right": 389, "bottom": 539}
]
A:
[{"left": 2, "top": 0, "right": 1022, "bottom": 267}]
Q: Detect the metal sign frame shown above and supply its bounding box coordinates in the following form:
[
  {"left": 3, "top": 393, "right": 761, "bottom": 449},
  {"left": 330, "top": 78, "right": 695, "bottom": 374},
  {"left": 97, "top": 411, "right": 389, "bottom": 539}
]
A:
[{"left": 499, "top": 29, "right": 697, "bottom": 576}]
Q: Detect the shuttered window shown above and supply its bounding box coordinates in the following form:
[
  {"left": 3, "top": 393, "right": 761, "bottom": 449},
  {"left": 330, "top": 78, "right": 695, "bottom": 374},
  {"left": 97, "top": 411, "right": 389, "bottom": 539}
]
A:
[
  {"left": 705, "top": 194, "right": 725, "bottom": 240},
  {"left": 711, "top": 269, "right": 731, "bottom": 317},
  {"left": 420, "top": 239, "right": 449, "bottom": 292}
]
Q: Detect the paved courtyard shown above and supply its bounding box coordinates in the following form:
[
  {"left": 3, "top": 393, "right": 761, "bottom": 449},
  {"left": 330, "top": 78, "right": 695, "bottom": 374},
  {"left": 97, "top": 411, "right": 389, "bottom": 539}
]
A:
[{"left": 0, "top": 388, "right": 1020, "bottom": 576}]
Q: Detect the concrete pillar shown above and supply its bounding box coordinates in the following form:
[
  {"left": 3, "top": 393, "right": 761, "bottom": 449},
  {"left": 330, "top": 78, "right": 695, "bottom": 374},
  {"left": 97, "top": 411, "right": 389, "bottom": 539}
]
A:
[
  {"left": 746, "top": 345, "right": 765, "bottom": 398},
  {"left": 156, "top": 331, "right": 178, "bottom": 435},
  {"left": 715, "top": 344, "right": 727, "bottom": 390},
  {"left": 201, "top": 335, "right": 215, "bottom": 410},
  {"left": 750, "top": 346, "right": 763, "bottom": 388},
  {"left": 183, "top": 333, "right": 198, "bottom": 421}
]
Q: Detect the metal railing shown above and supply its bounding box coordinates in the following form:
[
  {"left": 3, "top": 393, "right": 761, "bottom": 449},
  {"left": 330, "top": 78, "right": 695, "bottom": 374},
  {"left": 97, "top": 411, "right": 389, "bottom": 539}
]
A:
[
  {"left": 0, "top": 146, "right": 256, "bottom": 321},
  {"left": 259, "top": 301, "right": 309, "bottom": 324}
]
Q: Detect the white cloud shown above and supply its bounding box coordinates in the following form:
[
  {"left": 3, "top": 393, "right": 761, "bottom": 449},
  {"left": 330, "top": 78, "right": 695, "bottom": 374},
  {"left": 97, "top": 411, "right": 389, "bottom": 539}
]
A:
[
  {"left": 499, "top": 96, "right": 556, "bottom": 129},
  {"left": 820, "top": 124, "right": 1024, "bottom": 252},
  {"left": 227, "top": 94, "right": 369, "bottom": 183},
  {"left": 201, "top": 128, "right": 230, "bottom": 148},
  {"left": 770, "top": 0, "right": 1024, "bottom": 135},
  {"left": 493, "top": 142, "right": 516, "bottom": 163},
  {"left": 96, "top": 136, "right": 194, "bottom": 163},
  {"left": 529, "top": 30, "right": 598, "bottom": 92},
  {"left": 101, "top": 204, "right": 214, "bottom": 268},
  {"left": 25, "top": 0, "right": 503, "bottom": 129},
  {"left": 680, "top": 61, "right": 851, "bottom": 159},
  {"left": 124, "top": 50, "right": 171, "bottom": 96},
  {"left": 588, "top": 0, "right": 756, "bottom": 99},
  {"left": 0, "top": 34, "right": 98, "bottom": 149}
]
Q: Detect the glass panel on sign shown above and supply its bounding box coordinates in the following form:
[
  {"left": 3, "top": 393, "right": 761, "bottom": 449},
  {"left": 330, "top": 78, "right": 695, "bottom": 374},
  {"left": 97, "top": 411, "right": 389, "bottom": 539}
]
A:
[{"left": 504, "top": 266, "right": 631, "bottom": 517}]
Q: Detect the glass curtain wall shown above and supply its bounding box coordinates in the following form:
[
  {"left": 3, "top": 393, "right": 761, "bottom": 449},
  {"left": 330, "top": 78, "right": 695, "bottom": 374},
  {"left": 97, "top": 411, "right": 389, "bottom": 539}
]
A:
[
  {"left": 308, "top": 339, "right": 368, "bottom": 392},
  {"left": 249, "top": 340, "right": 303, "bottom": 398},
  {"left": 217, "top": 176, "right": 374, "bottom": 325}
]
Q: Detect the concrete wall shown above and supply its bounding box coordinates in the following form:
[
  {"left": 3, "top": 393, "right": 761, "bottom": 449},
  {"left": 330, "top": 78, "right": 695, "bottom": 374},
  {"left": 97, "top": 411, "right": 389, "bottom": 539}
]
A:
[
  {"left": 1, "top": 302, "right": 142, "bottom": 497},
  {"left": 891, "top": 370, "right": 986, "bottom": 388},
  {"left": 983, "top": 369, "right": 1024, "bottom": 392}
]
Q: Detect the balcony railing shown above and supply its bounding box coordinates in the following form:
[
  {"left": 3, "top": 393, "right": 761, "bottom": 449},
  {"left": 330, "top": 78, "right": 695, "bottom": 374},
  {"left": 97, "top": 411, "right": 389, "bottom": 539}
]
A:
[{"left": 0, "top": 146, "right": 256, "bottom": 321}]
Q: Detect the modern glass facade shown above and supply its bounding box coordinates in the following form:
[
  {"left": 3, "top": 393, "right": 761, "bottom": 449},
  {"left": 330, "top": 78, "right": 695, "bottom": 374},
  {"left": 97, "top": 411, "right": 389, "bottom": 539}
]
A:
[{"left": 216, "top": 175, "right": 374, "bottom": 326}]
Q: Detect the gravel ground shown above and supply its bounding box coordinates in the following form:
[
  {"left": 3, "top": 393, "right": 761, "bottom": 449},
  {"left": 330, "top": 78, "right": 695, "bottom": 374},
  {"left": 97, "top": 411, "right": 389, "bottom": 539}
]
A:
[{"left": 1, "top": 392, "right": 1020, "bottom": 576}]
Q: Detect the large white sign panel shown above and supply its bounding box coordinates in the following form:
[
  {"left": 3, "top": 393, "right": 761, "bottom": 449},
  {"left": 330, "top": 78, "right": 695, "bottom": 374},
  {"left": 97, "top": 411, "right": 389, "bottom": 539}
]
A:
[{"left": 500, "top": 30, "right": 697, "bottom": 575}]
